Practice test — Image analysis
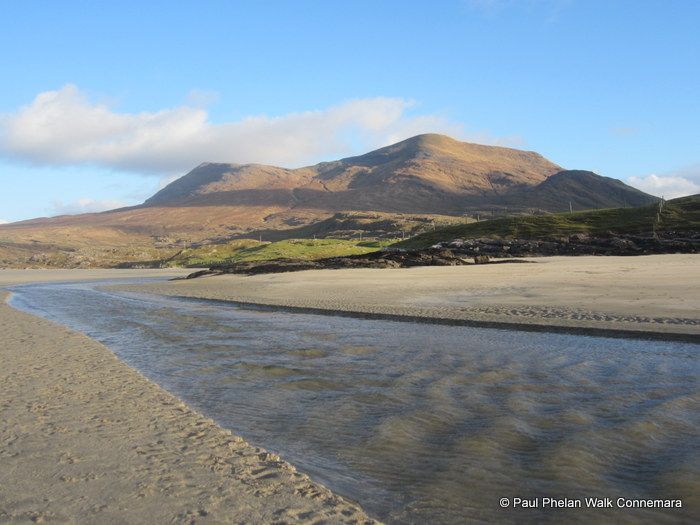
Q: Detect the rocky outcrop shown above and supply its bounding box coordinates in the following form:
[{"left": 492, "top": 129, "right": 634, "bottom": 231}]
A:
[
  {"left": 184, "top": 248, "right": 487, "bottom": 278},
  {"left": 434, "top": 231, "right": 700, "bottom": 257},
  {"left": 181, "top": 232, "right": 699, "bottom": 279}
]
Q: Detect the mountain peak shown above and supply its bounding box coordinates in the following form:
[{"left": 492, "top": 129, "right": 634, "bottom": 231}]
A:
[
  {"left": 141, "top": 133, "right": 654, "bottom": 218},
  {"left": 145, "top": 134, "right": 565, "bottom": 210},
  {"left": 0, "top": 133, "right": 659, "bottom": 265}
]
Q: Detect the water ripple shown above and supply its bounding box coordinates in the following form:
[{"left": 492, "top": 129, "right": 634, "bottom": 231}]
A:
[{"left": 9, "top": 280, "right": 700, "bottom": 524}]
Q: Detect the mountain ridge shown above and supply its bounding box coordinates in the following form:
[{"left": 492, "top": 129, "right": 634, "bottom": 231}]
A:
[
  {"left": 0, "top": 133, "right": 659, "bottom": 267},
  {"left": 144, "top": 134, "right": 565, "bottom": 212}
]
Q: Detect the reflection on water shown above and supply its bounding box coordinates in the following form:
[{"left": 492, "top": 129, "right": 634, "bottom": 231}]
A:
[{"left": 9, "top": 280, "right": 700, "bottom": 524}]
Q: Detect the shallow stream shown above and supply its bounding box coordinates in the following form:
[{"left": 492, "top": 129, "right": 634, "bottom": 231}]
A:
[{"left": 9, "top": 280, "right": 700, "bottom": 524}]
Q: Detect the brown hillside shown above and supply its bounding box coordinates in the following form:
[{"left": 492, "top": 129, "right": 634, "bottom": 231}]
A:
[
  {"left": 0, "top": 133, "right": 658, "bottom": 267},
  {"left": 144, "top": 133, "right": 563, "bottom": 214}
]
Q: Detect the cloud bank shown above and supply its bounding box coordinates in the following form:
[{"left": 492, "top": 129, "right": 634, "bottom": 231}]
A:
[
  {"left": 0, "top": 85, "right": 517, "bottom": 175},
  {"left": 627, "top": 168, "right": 700, "bottom": 199}
]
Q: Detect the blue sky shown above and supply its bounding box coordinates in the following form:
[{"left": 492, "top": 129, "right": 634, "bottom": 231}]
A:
[{"left": 1, "top": 0, "right": 699, "bottom": 223}]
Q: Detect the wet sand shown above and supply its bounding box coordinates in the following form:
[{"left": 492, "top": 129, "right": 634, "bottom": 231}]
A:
[
  {"left": 0, "top": 269, "right": 378, "bottom": 524},
  {"left": 117, "top": 255, "right": 700, "bottom": 341}
]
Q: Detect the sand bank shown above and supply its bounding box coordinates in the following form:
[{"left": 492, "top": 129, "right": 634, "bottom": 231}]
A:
[
  {"left": 115, "top": 255, "right": 700, "bottom": 341},
  {"left": 0, "top": 270, "right": 378, "bottom": 524},
  {"left": 0, "top": 268, "right": 193, "bottom": 287}
]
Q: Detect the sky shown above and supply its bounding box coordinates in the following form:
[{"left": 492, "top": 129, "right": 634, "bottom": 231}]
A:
[{"left": 1, "top": 0, "right": 699, "bottom": 224}]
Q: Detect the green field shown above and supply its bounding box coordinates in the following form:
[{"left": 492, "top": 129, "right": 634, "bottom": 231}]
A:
[{"left": 163, "top": 238, "right": 392, "bottom": 267}]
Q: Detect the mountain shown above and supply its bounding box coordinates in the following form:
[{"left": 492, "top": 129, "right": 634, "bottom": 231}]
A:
[
  {"left": 144, "top": 134, "right": 565, "bottom": 214},
  {"left": 142, "top": 133, "right": 654, "bottom": 218},
  {"left": 0, "top": 133, "right": 658, "bottom": 267},
  {"left": 501, "top": 170, "right": 656, "bottom": 211}
]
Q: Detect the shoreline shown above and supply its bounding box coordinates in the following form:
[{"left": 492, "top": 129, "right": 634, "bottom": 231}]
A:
[
  {"left": 113, "top": 255, "right": 700, "bottom": 342},
  {"left": 0, "top": 270, "right": 379, "bottom": 524},
  {"left": 153, "top": 296, "right": 700, "bottom": 343}
]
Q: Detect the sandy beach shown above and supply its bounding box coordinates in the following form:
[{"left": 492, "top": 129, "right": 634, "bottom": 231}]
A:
[
  {"left": 0, "top": 269, "right": 378, "bottom": 524},
  {"left": 1, "top": 255, "right": 698, "bottom": 523},
  {"left": 117, "top": 255, "right": 700, "bottom": 341}
]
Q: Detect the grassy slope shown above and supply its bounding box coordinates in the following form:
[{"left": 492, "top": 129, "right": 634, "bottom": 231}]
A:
[
  {"left": 393, "top": 195, "right": 700, "bottom": 249},
  {"left": 0, "top": 237, "right": 392, "bottom": 269},
  {"left": 164, "top": 239, "right": 392, "bottom": 268}
]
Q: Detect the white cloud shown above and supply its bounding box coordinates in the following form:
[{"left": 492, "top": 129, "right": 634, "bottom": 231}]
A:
[
  {"left": 627, "top": 168, "right": 700, "bottom": 199},
  {"left": 0, "top": 85, "right": 514, "bottom": 175},
  {"left": 0, "top": 218, "right": 8, "bottom": 224},
  {"left": 50, "top": 198, "right": 133, "bottom": 216}
]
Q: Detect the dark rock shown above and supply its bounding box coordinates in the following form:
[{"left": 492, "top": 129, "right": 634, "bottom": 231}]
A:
[
  {"left": 430, "top": 231, "right": 700, "bottom": 258},
  {"left": 188, "top": 248, "right": 472, "bottom": 278}
]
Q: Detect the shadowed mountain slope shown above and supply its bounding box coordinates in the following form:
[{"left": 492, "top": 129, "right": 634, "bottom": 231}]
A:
[{"left": 501, "top": 170, "right": 657, "bottom": 211}]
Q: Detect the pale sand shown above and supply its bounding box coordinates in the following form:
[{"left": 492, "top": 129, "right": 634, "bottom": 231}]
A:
[
  {"left": 0, "top": 270, "right": 378, "bottom": 524},
  {"left": 115, "top": 255, "right": 700, "bottom": 341}
]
